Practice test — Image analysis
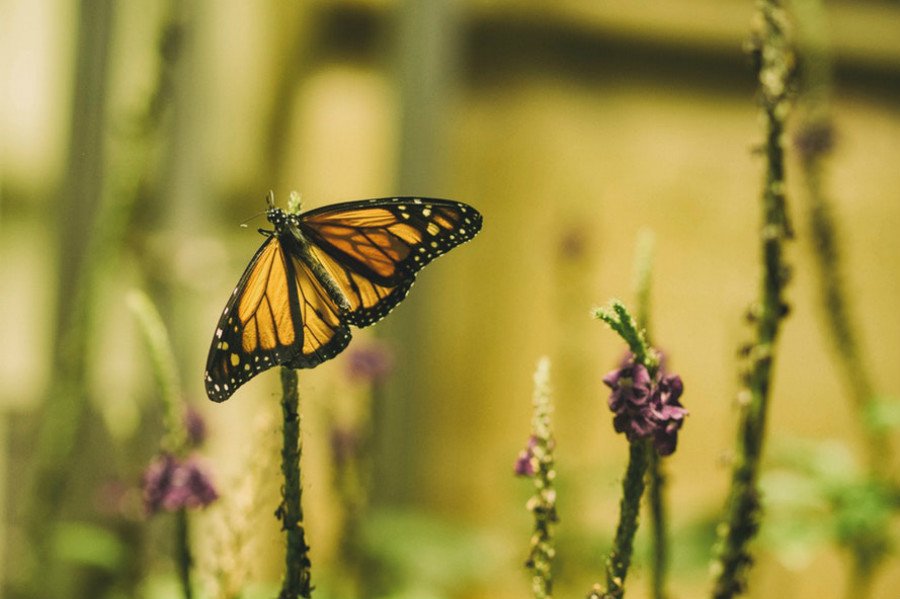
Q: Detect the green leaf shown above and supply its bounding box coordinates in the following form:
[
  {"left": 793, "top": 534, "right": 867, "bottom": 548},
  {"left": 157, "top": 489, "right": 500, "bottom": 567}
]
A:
[{"left": 54, "top": 521, "right": 124, "bottom": 570}]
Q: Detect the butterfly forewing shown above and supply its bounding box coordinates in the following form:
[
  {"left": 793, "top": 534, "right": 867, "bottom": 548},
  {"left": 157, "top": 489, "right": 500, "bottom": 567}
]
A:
[
  {"left": 205, "top": 237, "right": 351, "bottom": 401},
  {"left": 205, "top": 196, "right": 481, "bottom": 402},
  {"left": 238, "top": 239, "right": 295, "bottom": 350},
  {"left": 299, "top": 198, "right": 482, "bottom": 285},
  {"left": 205, "top": 238, "right": 296, "bottom": 402}
]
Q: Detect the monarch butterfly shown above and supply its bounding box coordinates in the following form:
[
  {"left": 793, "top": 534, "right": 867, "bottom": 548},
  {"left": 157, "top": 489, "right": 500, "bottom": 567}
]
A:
[{"left": 204, "top": 193, "right": 482, "bottom": 402}]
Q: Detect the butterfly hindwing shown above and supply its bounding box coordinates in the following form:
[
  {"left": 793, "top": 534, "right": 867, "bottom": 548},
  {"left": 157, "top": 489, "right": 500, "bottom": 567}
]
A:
[
  {"left": 307, "top": 244, "right": 414, "bottom": 327},
  {"left": 282, "top": 250, "right": 351, "bottom": 368}
]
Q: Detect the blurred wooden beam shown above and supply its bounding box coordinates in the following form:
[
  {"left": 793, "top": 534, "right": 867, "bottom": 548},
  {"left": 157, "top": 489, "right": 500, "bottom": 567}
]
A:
[
  {"left": 307, "top": 0, "right": 900, "bottom": 99},
  {"left": 371, "top": 0, "right": 464, "bottom": 505}
]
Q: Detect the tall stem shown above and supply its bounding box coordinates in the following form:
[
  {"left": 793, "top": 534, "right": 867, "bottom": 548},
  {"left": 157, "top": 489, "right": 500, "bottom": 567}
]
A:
[
  {"left": 711, "top": 1, "right": 794, "bottom": 597},
  {"left": 278, "top": 367, "right": 312, "bottom": 599},
  {"left": 175, "top": 508, "right": 193, "bottom": 599},
  {"left": 23, "top": 1, "right": 115, "bottom": 594},
  {"left": 647, "top": 449, "right": 668, "bottom": 599},
  {"left": 603, "top": 439, "right": 651, "bottom": 599}
]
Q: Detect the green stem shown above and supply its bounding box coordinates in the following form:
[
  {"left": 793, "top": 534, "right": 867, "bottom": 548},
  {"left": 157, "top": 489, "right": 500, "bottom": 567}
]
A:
[
  {"left": 711, "top": 0, "right": 793, "bottom": 597},
  {"left": 631, "top": 231, "right": 669, "bottom": 599},
  {"left": 278, "top": 366, "right": 313, "bottom": 599},
  {"left": 525, "top": 357, "right": 557, "bottom": 599},
  {"left": 23, "top": 1, "right": 115, "bottom": 594},
  {"left": 128, "top": 290, "right": 186, "bottom": 453},
  {"left": 603, "top": 439, "right": 651, "bottom": 599},
  {"left": 593, "top": 301, "right": 656, "bottom": 375},
  {"left": 647, "top": 450, "right": 668, "bottom": 599},
  {"left": 792, "top": 0, "right": 884, "bottom": 477},
  {"left": 633, "top": 230, "right": 655, "bottom": 336},
  {"left": 844, "top": 560, "right": 874, "bottom": 599},
  {"left": 792, "top": 3, "right": 895, "bottom": 592},
  {"left": 175, "top": 508, "right": 192, "bottom": 599}
]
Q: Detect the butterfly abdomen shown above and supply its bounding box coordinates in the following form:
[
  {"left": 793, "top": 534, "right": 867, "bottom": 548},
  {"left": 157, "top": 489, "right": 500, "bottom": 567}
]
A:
[{"left": 271, "top": 208, "right": 353, "bottom": 315}]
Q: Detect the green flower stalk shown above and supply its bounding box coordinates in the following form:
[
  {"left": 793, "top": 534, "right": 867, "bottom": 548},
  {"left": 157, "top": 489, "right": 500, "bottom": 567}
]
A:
[
  {"left": 515, "top": 357, "right": 558, "bottom": 599},
  {"left": 277, "top": 366, "right": 313, "bottom": 599},
  {"left": 646, "top": 451, "right": 669, "bottom": 599},
  {"left": 632, "top": 230, "right": 655, "bottom": 334},
  {"left": 604, "top": 439, "right": 651, "bottom": 599},
  {"left": 791, "top": 0, "right": 897, "bottom": 594},
  {"left": 130, "top": 291, "right": 218, "bottom": 599},
  {"left": 792, "top": 0, "right": 886, "bottom": 476},
  {"left": 174, "top": 508, "right": 193, "bottom": 599},
  {"left": 631, "top": 230, "right": 672, "bottom": 599},
  {"left": 128, "top": 291, "right": 185, "bottom": 453},
  {"left": 593, "top": 301, "right": 687, "bottom": 598},
  {"left": 710, "top": 0, "right": 794, "bottom": 596},
  {"left": 594, "top": 301, "right": 656, "bottom": 374}
]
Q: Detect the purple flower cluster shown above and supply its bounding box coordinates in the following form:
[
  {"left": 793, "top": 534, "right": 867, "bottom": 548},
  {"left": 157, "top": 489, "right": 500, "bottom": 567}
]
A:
[
  {"left": 345, "top": 342, "right": 394, "bottom": 385},
  {"left": 142, "top": 453, "right": 218, "bottom": 515},
  {"left": 183, "top": 406, "right": 208, "bottom": 448},
  {"left": 603, "top": 361, "right": 687, "bottom": 456},
  {"left": 514, "top": 436, "right": 539, "bottom": 477},
  {"left": 330, "top": 426, "right": 362, "bottom": 467}
]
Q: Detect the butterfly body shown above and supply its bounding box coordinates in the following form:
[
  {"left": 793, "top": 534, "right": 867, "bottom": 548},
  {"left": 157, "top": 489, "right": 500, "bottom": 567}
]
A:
[{"left": 205, "top": 195, "right": 482, "bottom": 402}]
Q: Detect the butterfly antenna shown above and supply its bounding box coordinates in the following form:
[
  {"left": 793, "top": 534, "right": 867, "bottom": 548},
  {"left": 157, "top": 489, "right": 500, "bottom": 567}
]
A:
[{"left": 239, "top": 210, "right": 267, "bottom": 229}]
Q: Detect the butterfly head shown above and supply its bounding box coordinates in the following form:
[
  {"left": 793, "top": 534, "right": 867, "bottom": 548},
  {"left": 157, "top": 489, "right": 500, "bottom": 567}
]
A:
[
  {"left": 266, "top": 205, "right": 286, "bottom": 227},
  {"left": 264, "top": 192, "right": 303, "bottom": 235}
]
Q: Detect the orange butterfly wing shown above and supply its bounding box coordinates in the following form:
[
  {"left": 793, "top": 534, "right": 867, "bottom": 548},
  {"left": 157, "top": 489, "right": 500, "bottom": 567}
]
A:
[
  {"left": 298, "top": 198, "right": 482, "bottom": 326},
  {"left": 204, "top": 236, "right": 350, "bottom": 402}
]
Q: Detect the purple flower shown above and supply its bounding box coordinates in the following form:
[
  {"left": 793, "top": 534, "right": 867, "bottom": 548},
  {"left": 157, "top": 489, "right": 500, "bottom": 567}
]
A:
[
  {"left": 649, "top": 374, "right": 687, "bottom": 456},
  {"left": 618, "top": 350, "right": 667, "bottom": 374},
  {"left": 142, "top": 453, "right": 218, "bottom": 515},
  {"left": 603, "top": 361, "right": 687, "bottom": 455},
  {"left": 514, "top": 436, "right": 538, "bottom": 477},
  {"left": 169, "top": 457, "right": 218, "bottom": 509},
  {"left": 345, "top": 342, "right": 394, "bottom": 384},
  {"left": 330, "top": 426, "right": 361, "bottom": 466},
  {"left": 793, "top": 120, "right": 835, "bottom": 162},
  {"left": 183, "top": 406, "right": 207, "bottom": 448},
  {"left": 558, "top": 226, "right": 588, "bottom": 261},
  {"left": 143, "top": 453, "right": 178, "bottom": 514},
  {"left": 604, "top": 363, "right": 652, "bottom": 420}
]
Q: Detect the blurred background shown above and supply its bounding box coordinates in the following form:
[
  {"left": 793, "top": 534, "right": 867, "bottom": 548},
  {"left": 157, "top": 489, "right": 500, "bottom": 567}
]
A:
[{"left": 1, "top": 0, "right": 898, "bottom": 597}]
